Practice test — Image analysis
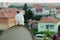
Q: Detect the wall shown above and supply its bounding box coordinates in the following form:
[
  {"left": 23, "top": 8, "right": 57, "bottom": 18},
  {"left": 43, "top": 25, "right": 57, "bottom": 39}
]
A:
[
  {"left": 0, "top": 24, "right": 8, "bottom": 30},
  {"left": 55, "top": 22, "right": 60, "bottom": 33},
  {"left": 0, "top": 18, "right": 8, "bottom": 24},
  {"left": 56, "top": 13, "right": 60, "bottom": 18},
  {"left": 38, "top": 22, "right": 57, "bottom": 32},
  {"left": 0, "top": 18, "right": 9, "bottom": 30},
  {"left": 0, "top": 18, "right": 16, "bottom": 30},
  {"left": 8, "top": 17, "right": 15, "bottom": 27}
]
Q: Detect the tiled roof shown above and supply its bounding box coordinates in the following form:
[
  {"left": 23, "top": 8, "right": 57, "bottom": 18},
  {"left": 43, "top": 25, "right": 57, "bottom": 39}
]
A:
[
  {"left": 48, "top": 5, "right": 56, "bottom": 8},
  {"left": 0, "top": 8, "right": 20, "bottom": 18},
  {"left": 0, "top": 11, "right": 8, "bottom": 18},
  {"left": 57, "top": 9, "right": 60, "bottom": 13},
  {"left": 40, "top": 16, "right": 58, "bottom": 23},
  {"left": 33, "top": 4, "right": 42, "bottom": 7},
  {"left": 33, "top": 4, "right": 42, "bottom": 9}
]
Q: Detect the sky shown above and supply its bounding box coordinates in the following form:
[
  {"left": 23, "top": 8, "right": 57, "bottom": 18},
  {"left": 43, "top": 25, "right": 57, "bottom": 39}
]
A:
[
  {"left": 0, "top": 3, "right": 60, "bottom": 7},
  {"left": 10, "top": 3, "right": 60, "bottom": 7}
]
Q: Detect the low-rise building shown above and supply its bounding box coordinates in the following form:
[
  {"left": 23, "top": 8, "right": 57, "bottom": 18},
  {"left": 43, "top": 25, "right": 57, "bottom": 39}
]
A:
[
  {"left": 56, "top": 9, "right": 60, "bottom": 18},
  {"left": 38, "top": 16, "right": 60, "bottom": 33},
  {"left": 0, "top": 8, "right": 19, "bottom": 30}
]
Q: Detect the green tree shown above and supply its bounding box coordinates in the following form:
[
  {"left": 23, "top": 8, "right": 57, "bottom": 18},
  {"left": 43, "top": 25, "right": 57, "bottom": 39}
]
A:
[
  {"left": 23, "top": 3, "right": 28, "bottom": 11},
  {"left": 22, "top": 3, "right": 28, "bottom": 24},
  {"left": 27, "top": 9, "right": 33, "bottom": 20},
  {"left": 48, "top": 13, "right": 51, "bottom": 16}
]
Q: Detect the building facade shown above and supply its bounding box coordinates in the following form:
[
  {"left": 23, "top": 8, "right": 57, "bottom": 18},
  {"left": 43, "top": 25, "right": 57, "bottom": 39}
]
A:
[{"left": 38, "top": 16, "right": 60, "bottom": 33}]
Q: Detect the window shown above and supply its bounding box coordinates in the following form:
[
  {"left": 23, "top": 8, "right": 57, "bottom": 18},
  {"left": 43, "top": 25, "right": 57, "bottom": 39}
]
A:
[
  {"left": 46, "top": 25, "right": 54, "bottom": 30},
  {"left": 50, "top": 8, "right": 56, "bottom": 14}
]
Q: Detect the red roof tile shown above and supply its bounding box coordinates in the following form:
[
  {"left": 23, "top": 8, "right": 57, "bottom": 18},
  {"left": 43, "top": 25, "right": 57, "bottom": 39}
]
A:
[
  {"left": 40, "top": 16, "right": 58, "bottom": 23},
  {"left": 0, "top": 11, "right": 8, "bottom": 18},
  {"left": 33, "top": 4, "right": 42, "bottom": 9},
  {"left": 57, "top": 9, "right": 60, "bottom": 13},
  {"left": 0, "top": 8, "right": 20, "bottom": 18},
  {"left": 48, "top": 5, "right": 56, "bottom": 8},
  {"left": 33, "top": 4, "right": 42, "bottom": 7}
]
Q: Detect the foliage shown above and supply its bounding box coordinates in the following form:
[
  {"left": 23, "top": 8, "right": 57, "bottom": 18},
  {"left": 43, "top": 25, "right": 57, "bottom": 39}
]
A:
[
  {"left": 22, "top": 3, "right": 28, "bottom": 11},
  {"left": 0, "top": 30, "right": 4, "bottom": 35},
  {"left": 26, "top": 9, "right": 33, "bottom": 20},
  {"left": 32, "top": 29, "right": 46, "bottom": 35},
  {"left": 46, "top": 30, "right": 57, "bottom": 38},
  {"left": 42, "top": 34, "right": 46, "bottom": 40},
  {"left": 8, "top": 5, "right": 23, "bottom": 9},
  {"left": 32, "top": 29, "right": 57, "bottom": 37}
]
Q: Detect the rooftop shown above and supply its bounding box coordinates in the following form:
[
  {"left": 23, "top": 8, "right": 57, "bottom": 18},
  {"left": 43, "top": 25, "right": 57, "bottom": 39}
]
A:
[
  {"left": 0, "top": 8, "right": 19, "bottom": 18},
  {"left": 40, "top": 16, "right": 59, "bottom": 23}
]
